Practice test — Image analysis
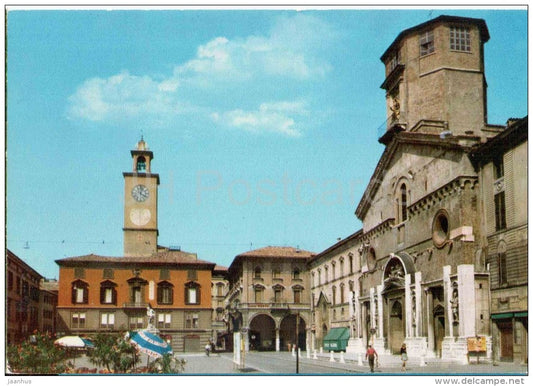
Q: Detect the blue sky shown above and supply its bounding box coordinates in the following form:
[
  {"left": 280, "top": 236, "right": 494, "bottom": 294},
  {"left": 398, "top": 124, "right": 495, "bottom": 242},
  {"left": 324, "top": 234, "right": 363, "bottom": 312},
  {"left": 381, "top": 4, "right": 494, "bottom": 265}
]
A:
[{"left": 6, "top": 7, "right": 528, "bottom": 279}]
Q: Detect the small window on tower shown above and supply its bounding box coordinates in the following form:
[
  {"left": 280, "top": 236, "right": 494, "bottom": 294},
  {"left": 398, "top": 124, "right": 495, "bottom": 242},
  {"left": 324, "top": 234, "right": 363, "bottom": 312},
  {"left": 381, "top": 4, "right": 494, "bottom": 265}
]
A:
[
  {"left": 136, "top": 156, "right": 146, "bottom": 172},
  {"left": 420, "top": 30, "right": 435, "bottom": 56}
]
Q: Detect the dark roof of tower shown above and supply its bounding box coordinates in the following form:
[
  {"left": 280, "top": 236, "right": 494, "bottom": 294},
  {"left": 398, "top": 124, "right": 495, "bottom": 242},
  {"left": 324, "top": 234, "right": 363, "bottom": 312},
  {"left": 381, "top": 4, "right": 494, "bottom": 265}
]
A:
[{"left": 381, "top": 15, "right": 490, "bottom": 62}]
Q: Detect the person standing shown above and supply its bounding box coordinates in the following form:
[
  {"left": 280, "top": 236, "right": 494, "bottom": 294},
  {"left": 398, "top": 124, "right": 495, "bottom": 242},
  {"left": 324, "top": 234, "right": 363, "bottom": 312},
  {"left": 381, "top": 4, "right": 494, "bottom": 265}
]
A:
[
  {"left": 365, "top": 345, "right": 378, "bottom": 373},
  {"left": 400, "top": 343, "right": 408, "bottom": 371}
]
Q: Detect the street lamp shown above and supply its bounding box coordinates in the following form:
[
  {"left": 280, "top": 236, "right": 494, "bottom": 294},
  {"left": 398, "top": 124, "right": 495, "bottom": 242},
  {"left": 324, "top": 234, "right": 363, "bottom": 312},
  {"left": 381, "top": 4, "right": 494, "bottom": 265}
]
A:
[{"left": 295, "top": 311, "right": 300, "bottom": 374}]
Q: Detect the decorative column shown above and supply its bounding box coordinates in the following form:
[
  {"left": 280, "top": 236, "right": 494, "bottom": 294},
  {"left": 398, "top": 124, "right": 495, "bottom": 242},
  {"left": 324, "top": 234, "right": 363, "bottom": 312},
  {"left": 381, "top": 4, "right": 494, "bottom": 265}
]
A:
[
  {"left": 404, "top": 274, "right": 412, "bottom": 338},
  {"left": 426, "top": 288, "right": 435, "bottom": 355},
  {"left": 369, "top": 287, "right": 376, "bottom": 332},
  {"left": 306, "top": 327, "right": 311, "bottom": 354},
  {"left": 415, "top": 272, "right": 422, "bottom": 337},
  {"left": 376, "top": 284, "right": 384, "bottom": 339},
  {"left": 458, "top": 265, "right": 475, "bottom": 337},
  {"left": 243, "top": 327, "right": 250, "bottom": 352},
  {"left": 275, "top": 328, "right": 280, "bottom": 352},
  {"left": 441, "top": 265, "right": 457, "bottom": 361},
  {"left": 443, "top": 265, "right": 453, "bottom": 337}
]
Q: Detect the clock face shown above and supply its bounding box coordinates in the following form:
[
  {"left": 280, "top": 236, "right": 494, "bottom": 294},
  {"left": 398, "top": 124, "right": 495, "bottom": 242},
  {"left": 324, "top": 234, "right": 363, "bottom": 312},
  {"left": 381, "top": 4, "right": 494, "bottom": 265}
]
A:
[
  {"left": 132, "top": 184, "right": 149, "bottom": 202},
  {"left": 130, "top": 208, "right": 151, "bottom": 226}
]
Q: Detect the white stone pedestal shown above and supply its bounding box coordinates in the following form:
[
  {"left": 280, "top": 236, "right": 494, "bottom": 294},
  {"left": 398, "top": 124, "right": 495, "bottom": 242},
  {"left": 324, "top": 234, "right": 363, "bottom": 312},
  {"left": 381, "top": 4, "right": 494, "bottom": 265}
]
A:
[
  {"left": 403, "top": 337, "right": 428, "bottom": 357},
  {"left": 441, "top": 336, "right": 468, "bottom": 363},
  {"left": 372, "top": 337, "right": 387, "bottom": 355},
  {"left": 346, "top": 337, "right": 365, "bottom": 355}
]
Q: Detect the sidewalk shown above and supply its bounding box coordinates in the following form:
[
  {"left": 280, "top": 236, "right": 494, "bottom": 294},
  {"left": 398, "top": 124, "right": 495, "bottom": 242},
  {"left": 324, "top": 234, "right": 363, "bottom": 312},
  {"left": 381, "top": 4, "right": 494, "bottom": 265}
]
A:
[{"left": 301, "top": 350, "right": 527, "bottom": 375}]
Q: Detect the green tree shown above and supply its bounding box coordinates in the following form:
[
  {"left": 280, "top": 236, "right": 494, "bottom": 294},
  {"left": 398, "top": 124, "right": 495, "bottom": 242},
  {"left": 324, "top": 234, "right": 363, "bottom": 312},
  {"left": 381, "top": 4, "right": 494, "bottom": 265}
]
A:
[
  {"left": 87, "top": 333, "right": 139, "bottom": 373},
  {"left": 148, "top": 353, "right": 186, "bottom": 374},
  {"left": 7, "top": 332, "right": 68, "bottom": 374}
]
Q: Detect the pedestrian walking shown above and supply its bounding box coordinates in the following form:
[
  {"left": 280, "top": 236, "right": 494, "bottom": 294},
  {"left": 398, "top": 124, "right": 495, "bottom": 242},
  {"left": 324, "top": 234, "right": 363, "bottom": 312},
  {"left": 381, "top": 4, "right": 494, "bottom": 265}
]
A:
[
  {"left": 365, "top": 345, "right": 378, "bottom": 373},
  {"left": 400, "top": 343, "right": 408, "bottom": 371}
]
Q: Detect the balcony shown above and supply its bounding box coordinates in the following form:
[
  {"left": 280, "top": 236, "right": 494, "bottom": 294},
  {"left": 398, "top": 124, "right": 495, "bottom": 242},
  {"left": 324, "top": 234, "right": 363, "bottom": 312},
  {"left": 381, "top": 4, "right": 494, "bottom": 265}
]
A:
[{"left": 122, "top": 302, "right": 148, "bottom": 309}]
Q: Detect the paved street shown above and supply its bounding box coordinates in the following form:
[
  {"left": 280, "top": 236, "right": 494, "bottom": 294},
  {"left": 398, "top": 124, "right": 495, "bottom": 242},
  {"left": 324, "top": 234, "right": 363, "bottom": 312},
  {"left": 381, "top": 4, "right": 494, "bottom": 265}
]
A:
[
  {"left": 67, "top": 350, "right": 527, "bottom": 375},
  {"left": 175, "top": 351, "right": 528, "bottom": 376}
]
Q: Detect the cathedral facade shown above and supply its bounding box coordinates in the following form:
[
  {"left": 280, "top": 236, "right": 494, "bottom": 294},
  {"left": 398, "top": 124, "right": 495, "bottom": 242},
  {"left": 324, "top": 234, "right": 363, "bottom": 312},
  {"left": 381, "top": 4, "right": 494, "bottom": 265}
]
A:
[{"left": 308, "top": 15, "right": 527, "bottom": 363}]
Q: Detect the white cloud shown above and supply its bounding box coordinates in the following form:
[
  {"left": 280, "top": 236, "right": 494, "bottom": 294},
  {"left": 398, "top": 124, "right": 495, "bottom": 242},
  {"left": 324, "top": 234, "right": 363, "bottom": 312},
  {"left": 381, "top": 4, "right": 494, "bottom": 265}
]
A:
[
  {"left": 212, "top": 100, "right": 308, "bottom": 137},
  {"left": 66, "top": 14, "right": 334, "bottom": 134},
  {"left": 176, "top": 14, "right": 333, "bottom": 84}
]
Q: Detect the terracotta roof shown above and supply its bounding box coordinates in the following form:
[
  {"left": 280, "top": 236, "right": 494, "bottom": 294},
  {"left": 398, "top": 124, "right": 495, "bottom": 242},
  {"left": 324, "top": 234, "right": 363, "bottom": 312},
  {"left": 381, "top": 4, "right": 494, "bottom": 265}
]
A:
[
  {"left": 56, "top": 250, "right": 215, "bottom": 267},
  {"left": 236, "top": 246, "right": 315, "bottom": 260},
  {"left": 214, "top": 265, "right": 228, "bottom": 271}
]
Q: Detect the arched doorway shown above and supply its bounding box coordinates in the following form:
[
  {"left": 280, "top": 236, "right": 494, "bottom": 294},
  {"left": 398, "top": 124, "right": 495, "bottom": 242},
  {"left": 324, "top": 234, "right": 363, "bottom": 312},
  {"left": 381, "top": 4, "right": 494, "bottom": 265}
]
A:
[
  {"left": 382, "top": 254, "right": 414, "bottom": 354},
  {"left": 433, "top": 305, "right": 445, "bottom": 358},
  {"left": 389, "top": 300, "right": 405, "bottom": 354},
  {"left": 249, "top": 314, "right": 276, "bottom": 351},
  {"left": 280, "top": 314, "right": 306, "bottom": 351}
]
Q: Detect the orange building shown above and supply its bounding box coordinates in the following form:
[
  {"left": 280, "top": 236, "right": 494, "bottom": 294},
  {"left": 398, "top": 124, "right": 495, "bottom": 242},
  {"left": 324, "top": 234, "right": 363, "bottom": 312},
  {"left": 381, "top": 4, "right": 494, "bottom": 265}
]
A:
[{"left": 55, "top": 139, "right": 218, "bottom": 352}]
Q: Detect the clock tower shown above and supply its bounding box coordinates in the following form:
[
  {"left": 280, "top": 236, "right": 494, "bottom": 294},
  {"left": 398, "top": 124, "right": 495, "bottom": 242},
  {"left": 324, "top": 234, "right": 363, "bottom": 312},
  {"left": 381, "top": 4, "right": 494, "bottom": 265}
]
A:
[{"left": 123, "top": 137, "right": 159, "bottom": 257}]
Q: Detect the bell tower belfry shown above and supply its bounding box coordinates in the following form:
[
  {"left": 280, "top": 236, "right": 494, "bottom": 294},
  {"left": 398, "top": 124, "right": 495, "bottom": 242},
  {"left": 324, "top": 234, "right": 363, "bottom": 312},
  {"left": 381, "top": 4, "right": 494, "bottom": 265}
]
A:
[{"left": 123, "top": 137, "right": 159, "bottom": 257}]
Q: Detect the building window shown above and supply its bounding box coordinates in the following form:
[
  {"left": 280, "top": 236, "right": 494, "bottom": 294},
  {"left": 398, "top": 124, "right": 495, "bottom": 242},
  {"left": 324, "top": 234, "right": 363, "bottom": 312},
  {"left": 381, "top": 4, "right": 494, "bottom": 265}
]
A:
[
  {"left": 187, "top": 270, "right": 197, "bottom": 280},
  {"left": 185, "top": 282, "right": 201, "bottom": 305},
  {"left": 74, "top": 267, "right": 85, "bottom": 279},
  {"left": 157, "top": 313, "right": 172, "bottom": 329},
  {"left": 495, "top": 192, "right": 507, "bottom": 231},
  {"left": 216, "top": 308, "right": 224, "bottom": 322},
  {"left": 127, "top": 277, "right": 147, "bottom": 305},
  {"left": 293, "top": 286, "right": 303, "bottom": 304},
  {"left": 254, "top": 266, "right": 262, "bottom": 279},
  {"left": 293, "top": 268, "right": 301, "bottom": 280},
  {"left": 100, "top": 281, "right": 117, "bottom": 305},
  {"left": 8, "top": 271, "right": 13, "bottom": 291},
  {"left": 339, "top": 258, "right": 345, "bottom": 277},
  {"left": 160, "top": 269, "right": 170, "bottom": 280},
  {"left": 432, "top": 209, "right": 450, "bottom": 248},
  {"left": 317, "top": 269, "right": 321, "bottom": 286},
  {"left": 129, "top": 315, "right": 144, "bottom": 330},
  {"left": 22, "top": 281, "right": 29, "bottom": 298},
  {"left": 325, "top": 266, "right": 329, "bottom": 283},
  {"left": 498, "top": 252, "right": 508, "bottom": 285},
  {"left": 340, "top": 283, "right": 345, "bottom": 304},
  {"left": 103, "top": 268, "right": 114, "bottom": 279},
  {"left": 332, "top": 286, "right": 337, "bottom": 305},
  {"left": 420, "top": 30, "right": 435, "bottom": 56},
  {"left": 72, "top": 312, "right": 86, "bottom": 328},
  {"left": 71, "top": 280, "right": 89, "bottom": 304},
  {"left": 311, "top": 272, "right": 315, "bottom": 287},
  {"left": 400, "top": 183, "right": 408, "bottom": 222},
  {"left": 185, "top": 312, "right": 199, "bottom": 329},
  {"left": 100, "top": 313, "right": 115, "bottom": 329},
  {"left": 331, "top": 262, "right": 336, "bottom": 280},
  {"left": 157, "top": 281, "right": 174, "bottom": 305},
  {"left": 387, "top": 50, "right": 401, "bottom": 74},
  {"left": 450, "top": 26, "right": 471, "bottom": 52},
  {"left": 216, "top": 283, "right": 225, "bottom": 297},
  {"left": 272, "top": 267, "right": 281, "bottom": 279},
  {"left": 16, "top": 276, "right": 21, "bottom": 295},
  {"left": 273, "top": 285, "right": 283, "bottom": 303},
  {"left": 254, "top": 285, "right": 264, "bottom": 302},
  {"left": 349, "top": 254, "right": 354, "bottom": 273}
]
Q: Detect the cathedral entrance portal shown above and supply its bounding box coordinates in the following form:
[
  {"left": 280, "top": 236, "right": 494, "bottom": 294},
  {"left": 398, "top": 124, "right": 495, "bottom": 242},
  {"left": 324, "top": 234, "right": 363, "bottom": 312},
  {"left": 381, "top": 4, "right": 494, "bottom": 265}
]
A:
[
  {"left": 389, "top": 300, "right": 405, "bottom": 354},
  {"left": 433, "top": 305, "right": 445, "bottom": 358}
]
